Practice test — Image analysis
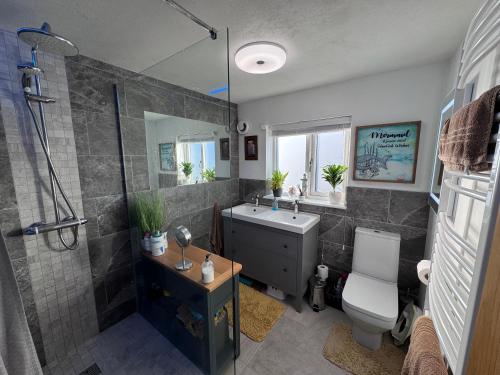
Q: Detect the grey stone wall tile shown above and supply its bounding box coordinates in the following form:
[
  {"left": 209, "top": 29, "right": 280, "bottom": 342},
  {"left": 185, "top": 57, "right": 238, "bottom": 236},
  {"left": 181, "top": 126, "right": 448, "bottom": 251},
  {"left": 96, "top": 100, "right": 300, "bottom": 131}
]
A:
[
  {"left": 103, "top": 265, "right": 136, "bottom": 312},
  {"left": 389, "top": 190, "right": 429, "bottom": 228},
  {"left": 66, "top": 61, "right": 119, "bottom": 115},
  {"left": 321, "top": 241, "right": 353, "bottom": 274},
  {"left": 189, "top": 207, "right": 213, "bottom": 239},
  {"left": 77, "top": 155, "right": 124, "bottom": 198},
  {"left": 184, "top": 96, "right": 224, "bottom": 125},
  {"left": 85, "top": 112, "right": 120, "bottom": 156},
  {"left": 346, "top": 186, "right": 390, "bottom": 221},
  {"left": 0, "top": 156, "right": 17, "bottom": 209},
  {"left": 319, "top": 214, "right": 345, "bottom": 244},
  {"left": 71, "top": 110, "right": 89, "bottom": 156},
  {"left": 130, "top": 156, "right": 149, "bottom": 192},
  {"left": 175, "top": 183, "right": 208, "bottom": 217},
  {"left": 88, "top": 230, "right": 131, "bottom": 279},
  {"left": 120, "top": 116, "right": 146, "bottom": 156},
  {"left": 95, "top": 194, "right": 129, "bottom": 236},
  {"left": 0, "top": 207, "right": 26, "bottom": 260},
  {"left": 124, "top": 79, "right": 184, "bottom": 119}
]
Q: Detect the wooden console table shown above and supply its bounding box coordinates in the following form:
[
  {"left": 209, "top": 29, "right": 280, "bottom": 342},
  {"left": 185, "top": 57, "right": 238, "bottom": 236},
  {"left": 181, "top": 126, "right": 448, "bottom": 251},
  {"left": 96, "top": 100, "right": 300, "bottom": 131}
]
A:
[{"left": 139, "top": 241, "right": 242, "bottom": 375}]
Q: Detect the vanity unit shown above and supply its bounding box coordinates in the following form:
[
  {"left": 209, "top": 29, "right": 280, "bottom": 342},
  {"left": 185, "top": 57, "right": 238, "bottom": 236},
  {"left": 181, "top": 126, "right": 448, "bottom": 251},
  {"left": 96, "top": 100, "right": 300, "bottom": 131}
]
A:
[
  {"left": 138, "top": 241, "right": 242, "bottom": 375},
  {"left": 222, "top": 204, "right": 320, "bottom": 312}
]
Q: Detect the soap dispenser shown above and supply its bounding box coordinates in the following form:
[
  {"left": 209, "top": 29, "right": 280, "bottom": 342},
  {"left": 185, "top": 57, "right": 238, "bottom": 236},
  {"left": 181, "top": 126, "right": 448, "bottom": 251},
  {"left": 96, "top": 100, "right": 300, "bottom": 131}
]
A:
[
  {"left": 201, "top": 254, "right": 214, "bottom": 284},
  {"left": 272, "top": 197, "right": 279, "bottom": 211}
]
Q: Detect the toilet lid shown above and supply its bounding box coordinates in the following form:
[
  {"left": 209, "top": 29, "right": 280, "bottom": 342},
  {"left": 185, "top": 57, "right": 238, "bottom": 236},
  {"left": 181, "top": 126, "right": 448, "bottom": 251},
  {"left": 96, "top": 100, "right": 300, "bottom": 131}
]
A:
[{"left": 342, "top": 273, "right": 398, "bottom": 323}]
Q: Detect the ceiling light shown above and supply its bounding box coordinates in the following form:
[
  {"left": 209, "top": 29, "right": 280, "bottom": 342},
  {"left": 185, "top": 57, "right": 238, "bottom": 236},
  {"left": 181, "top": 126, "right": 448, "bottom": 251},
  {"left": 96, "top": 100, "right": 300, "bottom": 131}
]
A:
[{"left": 235, "top": 42, "right": 286, "bottom": 74}]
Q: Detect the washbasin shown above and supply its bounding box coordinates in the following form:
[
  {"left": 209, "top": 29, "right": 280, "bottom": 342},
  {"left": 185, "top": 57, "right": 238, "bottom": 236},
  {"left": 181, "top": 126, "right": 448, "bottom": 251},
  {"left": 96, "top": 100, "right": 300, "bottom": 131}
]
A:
[
  {"left": 230, "top": 204, "right": 268, "bottom": 216},
  {"left": 222, "top": 203, "right": 320, "bottom": 234}
]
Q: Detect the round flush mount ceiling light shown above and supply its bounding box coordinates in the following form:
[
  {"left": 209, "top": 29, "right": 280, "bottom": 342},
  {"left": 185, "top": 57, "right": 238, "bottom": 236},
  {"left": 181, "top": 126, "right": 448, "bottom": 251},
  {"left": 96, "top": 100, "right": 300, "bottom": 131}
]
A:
[{"left": 235, "top": 42, "right": 287, "bottom": 74}]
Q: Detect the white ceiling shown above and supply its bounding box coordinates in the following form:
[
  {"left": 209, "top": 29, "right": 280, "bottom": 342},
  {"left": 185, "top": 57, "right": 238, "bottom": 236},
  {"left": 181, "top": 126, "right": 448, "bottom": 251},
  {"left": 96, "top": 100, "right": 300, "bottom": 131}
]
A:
[{"left": 0, "top": 0, "right": 482, "bottom": 103}]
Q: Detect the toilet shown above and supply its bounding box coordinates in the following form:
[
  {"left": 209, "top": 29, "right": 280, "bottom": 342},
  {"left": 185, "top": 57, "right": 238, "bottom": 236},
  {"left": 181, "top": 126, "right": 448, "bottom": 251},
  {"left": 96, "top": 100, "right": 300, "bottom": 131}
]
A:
[{"left": 342, "top": 227, "right": 401, "bottom": 350}]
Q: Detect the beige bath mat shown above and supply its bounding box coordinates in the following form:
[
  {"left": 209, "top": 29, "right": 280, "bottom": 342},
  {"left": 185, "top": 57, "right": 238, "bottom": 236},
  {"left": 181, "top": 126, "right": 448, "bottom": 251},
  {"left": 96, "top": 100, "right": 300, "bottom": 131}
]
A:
[
  {"left": 227, "top": 283, "right": 285, "bottom": 342},
  {"left": 323, "top": 324, "right": 406, "bottom": 375}
]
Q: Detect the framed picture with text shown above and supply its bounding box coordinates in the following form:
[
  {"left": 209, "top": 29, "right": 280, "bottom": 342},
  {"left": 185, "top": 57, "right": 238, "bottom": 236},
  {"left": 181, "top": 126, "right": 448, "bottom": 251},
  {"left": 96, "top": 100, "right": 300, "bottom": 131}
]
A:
[
  {"left": 353, "top": 121, "right": 420, "bottom": 183},
  {"left": 159, "top": 142, "right": 177, "bottom": 171}
]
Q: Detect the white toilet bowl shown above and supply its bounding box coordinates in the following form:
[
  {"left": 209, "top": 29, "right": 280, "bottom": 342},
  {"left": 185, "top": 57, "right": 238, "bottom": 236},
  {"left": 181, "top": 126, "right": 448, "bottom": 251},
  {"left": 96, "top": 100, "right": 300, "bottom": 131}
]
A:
[
  {"left": 342, "top": 227, "right": 401, "bottom": 350},
  {"left": 342, "top": 272, "right": 398, "bottom": 350}
]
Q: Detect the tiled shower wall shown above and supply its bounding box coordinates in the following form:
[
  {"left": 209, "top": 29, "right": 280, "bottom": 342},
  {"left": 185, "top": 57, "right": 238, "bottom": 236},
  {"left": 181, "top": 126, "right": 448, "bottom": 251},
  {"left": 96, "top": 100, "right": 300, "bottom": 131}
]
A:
[
  {"left": 239, "top": 179, "right": 429, "bottom": 294},
  {"left": 64, "top": 55, "right": 239, "bottom": 330},
  {"left": 0, "top": 30, "right": 98, "bottom": 366}
]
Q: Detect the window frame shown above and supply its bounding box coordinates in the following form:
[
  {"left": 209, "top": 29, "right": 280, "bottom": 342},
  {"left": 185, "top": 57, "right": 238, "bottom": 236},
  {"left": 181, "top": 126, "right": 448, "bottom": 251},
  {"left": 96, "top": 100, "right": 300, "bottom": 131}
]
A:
[{"left": 273, "top": 128, "right": 350, "bottom": 199}]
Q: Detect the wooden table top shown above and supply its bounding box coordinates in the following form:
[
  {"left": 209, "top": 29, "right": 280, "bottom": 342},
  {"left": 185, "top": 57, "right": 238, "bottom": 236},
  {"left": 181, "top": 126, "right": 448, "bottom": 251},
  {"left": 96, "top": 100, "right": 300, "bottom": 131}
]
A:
[{"left": 142, "top": 240, "right": 242, "bottom": 293}]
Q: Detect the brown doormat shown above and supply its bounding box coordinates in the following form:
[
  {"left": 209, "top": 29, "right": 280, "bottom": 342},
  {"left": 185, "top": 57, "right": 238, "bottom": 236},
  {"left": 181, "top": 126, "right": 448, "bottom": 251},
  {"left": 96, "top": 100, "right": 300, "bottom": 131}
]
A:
[
  {"left": 323, "top": 324, "right": 406, "bottom": 375},
  {"left": 226, "top": 283, "right": 286, "bottom": 342}
]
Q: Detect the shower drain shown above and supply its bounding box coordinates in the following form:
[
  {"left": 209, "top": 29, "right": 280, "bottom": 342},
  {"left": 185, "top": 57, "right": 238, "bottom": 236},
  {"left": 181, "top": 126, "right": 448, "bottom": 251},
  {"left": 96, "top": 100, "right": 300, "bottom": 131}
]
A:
[{"left": 79, "top": 363, "right": 102, "bottom": 375}]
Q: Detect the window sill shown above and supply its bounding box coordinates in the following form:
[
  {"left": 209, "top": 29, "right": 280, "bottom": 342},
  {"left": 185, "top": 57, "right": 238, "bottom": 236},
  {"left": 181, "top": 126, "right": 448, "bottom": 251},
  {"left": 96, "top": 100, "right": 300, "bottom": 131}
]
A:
[{"left": 263, "top": 194, "right": 347, "bottom": 210}]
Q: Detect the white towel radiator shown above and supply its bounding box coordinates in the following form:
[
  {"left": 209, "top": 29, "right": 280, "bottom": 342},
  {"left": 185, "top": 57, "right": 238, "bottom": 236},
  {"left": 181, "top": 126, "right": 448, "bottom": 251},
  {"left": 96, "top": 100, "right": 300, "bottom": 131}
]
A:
[{"left": 428, "top": 0, "right": 500, "bottom": 373}]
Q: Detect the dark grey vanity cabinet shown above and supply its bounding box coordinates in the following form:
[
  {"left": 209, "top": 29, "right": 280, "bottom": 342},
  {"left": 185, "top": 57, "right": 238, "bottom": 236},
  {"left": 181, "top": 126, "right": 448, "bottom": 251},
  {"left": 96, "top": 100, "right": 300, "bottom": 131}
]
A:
[{"left": 223, "top": 217, "right": 318, "bottom": 312}]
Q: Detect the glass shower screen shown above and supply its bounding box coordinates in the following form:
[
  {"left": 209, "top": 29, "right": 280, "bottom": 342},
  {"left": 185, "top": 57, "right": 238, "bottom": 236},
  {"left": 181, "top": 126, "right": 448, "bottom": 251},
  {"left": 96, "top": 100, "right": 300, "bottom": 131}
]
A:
[{"left": 116, "top": 28, "right": 240, "bottom": 374}]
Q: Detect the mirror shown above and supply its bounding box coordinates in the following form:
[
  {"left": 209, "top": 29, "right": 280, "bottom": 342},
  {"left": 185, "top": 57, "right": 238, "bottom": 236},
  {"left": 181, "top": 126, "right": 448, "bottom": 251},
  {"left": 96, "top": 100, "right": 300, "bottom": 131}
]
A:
[{"left": 144, "top": 111, "right": 231, "bottom": 188}]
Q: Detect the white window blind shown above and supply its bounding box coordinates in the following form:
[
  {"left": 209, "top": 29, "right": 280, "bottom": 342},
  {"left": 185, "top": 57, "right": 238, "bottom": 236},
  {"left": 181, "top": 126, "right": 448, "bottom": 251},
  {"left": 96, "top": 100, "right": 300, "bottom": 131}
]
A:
[{"left": 264, "top": 115, "right": 351, "bottom": 137}]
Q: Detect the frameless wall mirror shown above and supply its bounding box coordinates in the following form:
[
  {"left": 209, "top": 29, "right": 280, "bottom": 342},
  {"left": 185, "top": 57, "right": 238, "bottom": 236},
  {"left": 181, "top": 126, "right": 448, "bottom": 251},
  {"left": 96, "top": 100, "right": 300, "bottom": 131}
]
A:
[
  {"left": 430, "top": 85, "right": 474, "bottom": 210},
  {"left": 144, "top": 111, "right": 231, "bottom": 188}
]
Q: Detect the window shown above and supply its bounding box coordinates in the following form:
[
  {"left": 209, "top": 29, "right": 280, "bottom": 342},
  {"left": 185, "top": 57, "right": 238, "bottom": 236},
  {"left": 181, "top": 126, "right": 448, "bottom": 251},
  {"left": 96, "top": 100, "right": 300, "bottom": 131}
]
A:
[
  {"left": 178, "top": 140, "right": 216, "bottom": 182},
  {"left": 273, "top": 122, "right": 350, "bottom": 198}
]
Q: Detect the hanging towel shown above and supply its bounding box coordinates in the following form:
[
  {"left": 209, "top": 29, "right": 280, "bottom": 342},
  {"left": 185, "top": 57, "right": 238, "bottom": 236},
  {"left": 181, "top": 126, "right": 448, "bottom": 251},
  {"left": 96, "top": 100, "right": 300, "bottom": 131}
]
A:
[
  {"left": 209, "top": 202, "right": 223, "bottom": 255},
  {"left": 439, "top": 85, "right": 500, "bottom": 172},
  {"left": 0, "top": 233, "right": 42, "bottom": 375},
  {"left": 401, "top": 316, "right": 447, "bottom": 375}
]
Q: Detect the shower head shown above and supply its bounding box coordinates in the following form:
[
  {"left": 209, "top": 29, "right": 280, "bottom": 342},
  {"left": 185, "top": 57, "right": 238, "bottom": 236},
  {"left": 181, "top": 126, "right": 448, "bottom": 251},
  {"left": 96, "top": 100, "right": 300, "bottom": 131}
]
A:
[{"left": 17, "top": 22, "right": 78, "bottom": 56}]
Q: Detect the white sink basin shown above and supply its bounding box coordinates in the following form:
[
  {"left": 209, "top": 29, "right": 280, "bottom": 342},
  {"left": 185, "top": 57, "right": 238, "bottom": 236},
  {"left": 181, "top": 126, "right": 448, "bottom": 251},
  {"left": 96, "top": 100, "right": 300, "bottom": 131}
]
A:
[{"left": 222, "top": 203, "right": 320, "bottom": 234}]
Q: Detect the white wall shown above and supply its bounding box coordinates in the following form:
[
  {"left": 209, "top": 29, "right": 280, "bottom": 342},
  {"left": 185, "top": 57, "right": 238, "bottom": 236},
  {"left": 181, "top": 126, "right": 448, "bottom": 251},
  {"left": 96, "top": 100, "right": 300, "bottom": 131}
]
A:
[{"left": 238, "top": 61, "right": 449, "bottom": 192}]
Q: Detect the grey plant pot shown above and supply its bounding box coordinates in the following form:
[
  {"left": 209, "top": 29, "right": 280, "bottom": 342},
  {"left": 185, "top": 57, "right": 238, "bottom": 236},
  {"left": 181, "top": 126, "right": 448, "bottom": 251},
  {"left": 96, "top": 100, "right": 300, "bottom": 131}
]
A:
[{"left": 273, "top": 188, "right": 283, "bottom": 198}]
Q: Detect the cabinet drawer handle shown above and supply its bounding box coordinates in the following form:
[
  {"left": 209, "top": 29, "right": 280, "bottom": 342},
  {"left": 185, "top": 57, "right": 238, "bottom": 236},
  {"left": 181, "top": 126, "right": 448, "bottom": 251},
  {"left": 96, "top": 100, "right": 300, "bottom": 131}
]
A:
[{"left": 283, "top": 244, "right": 288, "bottom": 248}]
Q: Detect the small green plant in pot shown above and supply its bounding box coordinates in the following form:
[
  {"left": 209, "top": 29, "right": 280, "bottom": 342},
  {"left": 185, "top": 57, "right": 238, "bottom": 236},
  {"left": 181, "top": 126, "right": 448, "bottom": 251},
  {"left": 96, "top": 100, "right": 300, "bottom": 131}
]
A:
[
  {"left": 180, "top": 161, "right": 194, "bottom": 182},
  {"left": 322, "top": 164, "right": 348, "bottom": 204},
  {"left": 134, "top": 192, "right": 167, "bottom": 255},
  {"left": 268, "top": 170, "right": 289, "bottom": 197},
  {"left": 201, "top": 168, "right": 216, "bottom": 182}
]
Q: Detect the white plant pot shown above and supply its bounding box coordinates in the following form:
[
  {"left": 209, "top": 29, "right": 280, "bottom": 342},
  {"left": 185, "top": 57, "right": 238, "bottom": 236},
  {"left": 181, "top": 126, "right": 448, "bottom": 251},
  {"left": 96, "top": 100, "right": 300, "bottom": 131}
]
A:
[
  {"left": 329, "top": 191, "right": 342, "bottom": 204},
  {"left": 151, "top": 231, "right": 168, "bottom": 257}
]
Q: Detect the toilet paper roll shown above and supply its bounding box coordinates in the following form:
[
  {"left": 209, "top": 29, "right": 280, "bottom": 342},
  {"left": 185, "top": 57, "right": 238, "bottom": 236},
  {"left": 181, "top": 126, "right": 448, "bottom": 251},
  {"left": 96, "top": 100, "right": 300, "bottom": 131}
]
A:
[
  {"left": 317, "top": 265, "right": 329, "bottom": 280},
  {"left": 417, "top": 260, "right": 431, "bottom": 286}
]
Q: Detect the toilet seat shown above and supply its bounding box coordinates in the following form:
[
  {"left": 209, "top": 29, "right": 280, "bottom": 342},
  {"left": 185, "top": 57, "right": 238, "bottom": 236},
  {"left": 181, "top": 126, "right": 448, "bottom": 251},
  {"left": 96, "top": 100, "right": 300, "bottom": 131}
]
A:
[{"left": 342, "top": 272, "right": 398, "bottom": 323}]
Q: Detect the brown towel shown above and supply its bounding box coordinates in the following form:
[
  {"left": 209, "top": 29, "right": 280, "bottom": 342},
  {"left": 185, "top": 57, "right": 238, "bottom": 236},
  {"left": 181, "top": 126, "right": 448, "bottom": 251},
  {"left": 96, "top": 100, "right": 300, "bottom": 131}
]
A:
[
  {"left": 401, "top": 316, "right": 447, "bottom": 375},
  {"left": 209, "top": 202, "right": 223, "bottom": 255},
  {"left": 439, "top": 85, "right": 500, "bottom": 172}
]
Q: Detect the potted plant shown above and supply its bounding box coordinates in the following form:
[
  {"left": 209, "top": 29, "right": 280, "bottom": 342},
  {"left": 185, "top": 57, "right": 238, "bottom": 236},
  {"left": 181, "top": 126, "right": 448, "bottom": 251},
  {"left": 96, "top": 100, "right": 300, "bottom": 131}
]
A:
[
  {"left": 180, "top": 161, "right": 194, "bottom": 182},
  {"left": 135, "top": 192, "right": 167, "bottom": 255},
  {"left": 322, "top": 164, "right": 348, "bottom": 203},
  {"left": 201, "top": 168, "right": 216, "bottom": 182},
  {"left": 268, "top": 170, "right": 289, "bottom": 197}
]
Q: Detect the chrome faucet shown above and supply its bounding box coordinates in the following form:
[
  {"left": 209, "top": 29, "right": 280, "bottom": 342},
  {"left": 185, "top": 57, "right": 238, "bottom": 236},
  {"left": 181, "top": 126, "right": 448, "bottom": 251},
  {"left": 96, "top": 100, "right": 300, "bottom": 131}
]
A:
[
  {"left": 254, "top": 194, "right": 260, "bottom": 207},
  {"left": 294, "top": 200, "right": 299, "bottom": 214}
]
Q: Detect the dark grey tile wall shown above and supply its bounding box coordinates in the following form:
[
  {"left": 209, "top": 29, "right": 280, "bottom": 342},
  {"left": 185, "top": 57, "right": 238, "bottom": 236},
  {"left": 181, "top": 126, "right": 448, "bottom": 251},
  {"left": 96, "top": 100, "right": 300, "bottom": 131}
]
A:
[
  {"left": 65, "top": 55, "right": 239, "bottom": 330},
  {"left": 0, "top": 103, "right": 46, "bottom": 365},
  {"left": 66, "top": 57, "right": 134, "bottom": 332},
  {"left": 239, "top": 179, "right": 429, "bottom": 294}
]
